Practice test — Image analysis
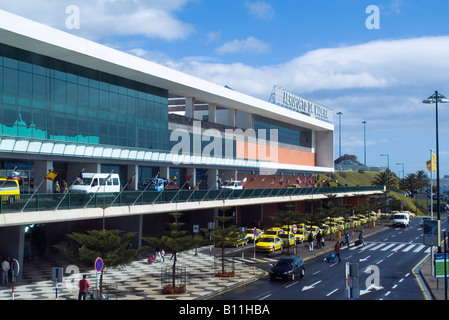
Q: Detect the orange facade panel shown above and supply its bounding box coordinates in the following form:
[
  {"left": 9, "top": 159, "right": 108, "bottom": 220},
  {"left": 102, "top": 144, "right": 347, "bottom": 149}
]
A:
[{"left": 236, "top": 141, "right": 315, "bottom": 166}]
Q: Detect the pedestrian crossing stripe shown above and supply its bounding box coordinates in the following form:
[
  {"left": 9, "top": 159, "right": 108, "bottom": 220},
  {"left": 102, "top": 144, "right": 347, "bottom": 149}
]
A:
[
  {"left": 348, "top": 241, "right": 430, "bottom": 253},
  {"left": 225, "top": 257, "right": 277, "bottom": 264}
]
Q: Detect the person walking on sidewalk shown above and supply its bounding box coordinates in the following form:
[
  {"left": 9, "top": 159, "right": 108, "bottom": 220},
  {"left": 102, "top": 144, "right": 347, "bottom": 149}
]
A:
[
  {"left": 358, "top": 230, "right": 365, "bottom": 246},
  {"left": 344, "top": 232, "right": 350, "bottom": 248},
  {"left": 308, "top": 233, "right": 314, "bottom": 252},
  {"left": 78, "top": 274, "right": 90, "bottom": 300},
  {"left": 1, "top": 257, "right": 10, "bottom": 285},
  {"left": 316, "top": 231, "right": 322, "bottom": 249},
  {"left": 334, "top": 241, "right": 342, "bottom": 262}
]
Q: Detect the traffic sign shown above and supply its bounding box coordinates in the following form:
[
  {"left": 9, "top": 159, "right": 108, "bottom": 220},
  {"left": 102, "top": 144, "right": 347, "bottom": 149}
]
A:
[
  {"left": 95, "top": 257, "right": 103, "bottom": 272},
  {"left": 293, "top": 224, "right": 297, "bottom": 234}
]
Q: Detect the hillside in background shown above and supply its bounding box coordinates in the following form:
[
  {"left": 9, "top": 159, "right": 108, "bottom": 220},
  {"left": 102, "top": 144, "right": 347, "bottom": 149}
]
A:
[
  {"left": 317, "top": 171, "right": 427, "bottom": 216},
  {"left": 317, "top": 171, "right": 378, "bottom": 187}
]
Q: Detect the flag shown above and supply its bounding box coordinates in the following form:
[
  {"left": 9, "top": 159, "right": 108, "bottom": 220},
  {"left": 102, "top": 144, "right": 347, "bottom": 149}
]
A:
[
  {"left": 127, "top": 173, "right": 137, "bottom": 185},
  {"left": 45, "top": 170, "right": 58, "bottom": 181},
  {"left": 279, "top": 176, "right": 284, "bottom": 185},
  {"left": 427, "top": 152, "right": 436, "bottom": 172},
  {"left": 296, "top": 177, "right": 301, "bottom": 184},
  {"left": 11, "top": 170, "right": 20, "bottom": 180},
  {"left": 242, "top": 176, "right": 247, "bottom": 186},
  {"left": 185, "top": 174, "right": 191, "bottom": 180}
]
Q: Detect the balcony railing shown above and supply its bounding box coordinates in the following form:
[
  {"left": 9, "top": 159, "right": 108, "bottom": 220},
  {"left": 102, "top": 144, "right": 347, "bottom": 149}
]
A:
[{"left": 0, "top": 185, "right": 385, "bottom": 214}]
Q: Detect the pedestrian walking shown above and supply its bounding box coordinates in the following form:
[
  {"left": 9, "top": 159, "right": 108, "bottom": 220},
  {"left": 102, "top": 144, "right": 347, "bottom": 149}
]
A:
[
  {"left": 1, "top": 257, "right": 9, "bottom": 285},
  {"left": 308, "top": 233, "right": 314, "bottom": 252},
  {"left": 161, "top": 249, "right": 165, "bottom": 263},
  {"left": 344, "top": 232, "right": 350, "bottom": 248},
  {"left": 321, "top": 235, "right": 325, "bottom": 248},
  {"left": 54, "top": 180, "right": 60, "bottom": 193},
  {"left": 78, "top": 274, "right": 90, "bottom": 300},
  {"left": 156, "top": 248, "right": 162, "bottom": 262},
  {"left": 316, "top": 231, "right": 322, "bottom": 249},
  {"left": 334, "top": 241, "right": 342, "bottom": 262},
  {"left": 358, "top": 230, "right": 365, "bottom": 246}
]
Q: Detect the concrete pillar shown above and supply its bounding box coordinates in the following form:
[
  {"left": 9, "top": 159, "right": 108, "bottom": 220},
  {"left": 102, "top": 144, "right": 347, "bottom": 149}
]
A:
[
  {"left": 208, "top": 104, "right": 217, "bottom": 123},
  {"left": 228, "top": 108, "right": 236, "bottom": 127},
  {"left": 207, "top": 168, "right": 219, "bottom": 190},
  {"left": 187, "top": 168, "right": 196, "bottom": 188},
  {"left": 159, "top": 166, "right": 170, "bottom": 181},
  {"left": 0, "top": 226, "right": 25, "bottom": 281},
  {"left": 185, "top": 97, "right": 195, "bottom": 118},
  {"left": 127, "top": 165, "right": 138, "bottom": 190},
  {"left": 34, "top": 160, "right": 54, "bottom": 193}
]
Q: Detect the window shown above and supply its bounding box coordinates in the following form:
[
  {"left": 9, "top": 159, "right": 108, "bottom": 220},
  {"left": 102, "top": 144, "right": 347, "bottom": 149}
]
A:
[{"left": 0, "top": 43, "right": 169, "bottom": 150}]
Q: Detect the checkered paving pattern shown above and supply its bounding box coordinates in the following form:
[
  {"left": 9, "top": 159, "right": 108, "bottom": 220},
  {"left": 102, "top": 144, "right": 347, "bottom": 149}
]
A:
[{"left": 0, "top": 249, "right": 262, "bottom": 300}]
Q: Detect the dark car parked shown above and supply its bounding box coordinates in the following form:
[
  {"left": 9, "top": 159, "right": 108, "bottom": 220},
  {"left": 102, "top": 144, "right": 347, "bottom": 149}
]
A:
[{"left": 269, "top": 256, "right": 305, "bottom": 281}]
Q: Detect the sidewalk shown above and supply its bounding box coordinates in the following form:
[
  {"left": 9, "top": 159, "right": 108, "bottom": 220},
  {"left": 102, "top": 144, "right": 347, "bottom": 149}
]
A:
[{"left": 0, "top": 220, "right": 438, "bottom": 300}]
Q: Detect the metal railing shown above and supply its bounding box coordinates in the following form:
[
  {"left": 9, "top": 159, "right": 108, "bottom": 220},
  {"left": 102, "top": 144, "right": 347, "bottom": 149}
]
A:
[{"left": 0, "top": 185, "right": 385, "bottom": 214}]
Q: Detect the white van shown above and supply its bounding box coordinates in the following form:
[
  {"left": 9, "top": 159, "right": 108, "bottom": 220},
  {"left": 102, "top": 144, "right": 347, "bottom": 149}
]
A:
[
  {"left": 221, "top": 180, "right": 243, "bottom": 190},
  {"left": 70, "top": 173, "right": 120, "bottom": 193},
  {"left": 392, "top": 212, "right": 410, "bottom": 228}
]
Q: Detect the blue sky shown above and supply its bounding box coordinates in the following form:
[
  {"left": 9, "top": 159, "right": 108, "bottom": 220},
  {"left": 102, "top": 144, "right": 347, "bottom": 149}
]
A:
[{"left": 2, "top": 0, "right": 449, "bottom": 177}]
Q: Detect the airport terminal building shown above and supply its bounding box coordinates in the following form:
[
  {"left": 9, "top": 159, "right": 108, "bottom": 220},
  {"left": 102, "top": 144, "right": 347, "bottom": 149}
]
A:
[{"left": 0, "top": 10, "right": 334, "bottom": 266}]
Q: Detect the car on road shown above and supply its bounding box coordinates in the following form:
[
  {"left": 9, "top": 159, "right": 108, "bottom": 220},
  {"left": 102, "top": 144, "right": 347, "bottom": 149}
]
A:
[
  {"left": 294, "top": 229, "right": 308, "bottom": 243},
  {"left": 306, "top": 226, "right": 321, "bottom": 237},
  {"left": 255, "top": 235, "right": 283, "bottom": 253},
  {"left": 392, "top": 212, "right": 410, "bottom": 228},
  {"left": 280, "top": 232, "right": 297, "bottom": 246},
  {"left": 245, "top": 228, "right": 264, "bottom": 242},
  {"left": 264, "top": 227, "right": 284, "bottom": 237},
  {"left": 269, "top": 256, "right": 305, "bottom": 281}
]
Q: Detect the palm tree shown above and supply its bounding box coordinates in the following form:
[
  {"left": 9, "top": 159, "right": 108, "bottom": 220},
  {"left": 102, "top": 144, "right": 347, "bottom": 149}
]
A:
[{"left": 372, "top": 169, "right": 398, "bottom": 188}]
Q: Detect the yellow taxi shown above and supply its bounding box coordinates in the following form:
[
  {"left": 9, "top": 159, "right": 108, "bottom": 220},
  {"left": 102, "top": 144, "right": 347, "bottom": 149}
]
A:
[
  {"left": 306, "top": 226, "right": 321, "bottom": 237},
  {"left": 255, "top": 235, "right": 283, "bottom": 253},
  {"left": 350, "top": 217, "right": 361, "bottom": 226},
  {"left": 294, "top": 228, "right": 308, "bottom": 243},
  {"left": 404, "top": 211, "right": 415, "bottom": 219},
  {"left": 318, "top": 224, "right": 331, "bottom": 236},
  {"left": 0, "top": 177, "right": 20, "bottom": 202},
  {"left": 246, "top": 228, "right": 264, "bottom": 242},
  {"left": 225, "top": 231, "right": 249, "bottom": 247},
  {"left": 280, "top": 232, "right": 297, "bottom": 246},
  {"left": 357, "top": 214, "right": 368, "bottom": 225},
  {"left": 264, "top": 227, "right": 284, "bottom": 237}
]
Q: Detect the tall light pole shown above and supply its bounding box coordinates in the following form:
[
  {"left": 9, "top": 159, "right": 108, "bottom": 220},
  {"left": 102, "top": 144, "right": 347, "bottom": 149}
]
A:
[
  {"left": 337, "top": 112, "right": 343, "bottom": 158},
  {"left": 362, "top": 121, "right": 367, "bottom": 166},
  {"left": 396, "top": 162, "right": 404, "bottom": 179},
  {"left": 380, "top": 154, "right": 390, "bottom": 171},
  {"left": 423, "top": 91, "right": 449, "bottom": 254}
]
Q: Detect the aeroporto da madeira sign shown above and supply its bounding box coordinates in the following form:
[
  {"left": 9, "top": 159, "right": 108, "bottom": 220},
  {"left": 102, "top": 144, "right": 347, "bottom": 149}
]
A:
[{"left": 270, "top": 85, "right": 333, "bottom": 123}]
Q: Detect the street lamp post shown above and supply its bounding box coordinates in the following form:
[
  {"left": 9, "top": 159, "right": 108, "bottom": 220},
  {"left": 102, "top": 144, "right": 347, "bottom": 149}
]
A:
[
  {"left": 380, "top": 154, "right": 390, "bottom": 171},
  {"left": 423, "top": 91, "right": 449, "bottom": 254},
  {"left": 396, "top": 162, "right": 404, "bottom": 179},
  {"left": 337, "top": 112, "right": 343, "bottom": 158},
  {"left": 362, "top": 121, "right": 367, "bottom": 166}
]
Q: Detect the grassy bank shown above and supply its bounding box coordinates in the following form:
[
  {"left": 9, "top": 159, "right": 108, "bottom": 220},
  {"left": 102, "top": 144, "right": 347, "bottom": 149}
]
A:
[{"left": 318, "top": 171, "right": 427, "bottom": 216}]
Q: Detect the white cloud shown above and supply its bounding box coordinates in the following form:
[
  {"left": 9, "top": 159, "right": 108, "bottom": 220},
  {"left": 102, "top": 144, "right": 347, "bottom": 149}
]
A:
[
  {"left": 215, "top": 37, "right": 270, "bottom": 55},
  {"left": 0, "top": 0, "right": 195, "bottom": 41},
  {"left": 245, "top": 1, "right": 275, "bottom": 20}
]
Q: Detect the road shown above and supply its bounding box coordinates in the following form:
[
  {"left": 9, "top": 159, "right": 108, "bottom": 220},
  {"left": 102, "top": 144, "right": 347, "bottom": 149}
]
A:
[{"left": 206, "top": 217, "right": 447, "bottom": 300}]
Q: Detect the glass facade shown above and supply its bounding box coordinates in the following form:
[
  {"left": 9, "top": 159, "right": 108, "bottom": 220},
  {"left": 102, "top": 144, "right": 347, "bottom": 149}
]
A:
[
  {"left": 0, "top": 44, "right": 169, "bottom": 151},
  {"left": 254, "top": 115, "right": 312, "bottom": 148}
]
